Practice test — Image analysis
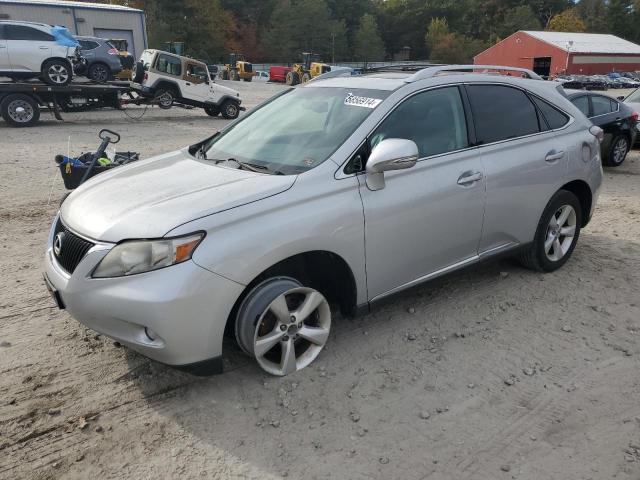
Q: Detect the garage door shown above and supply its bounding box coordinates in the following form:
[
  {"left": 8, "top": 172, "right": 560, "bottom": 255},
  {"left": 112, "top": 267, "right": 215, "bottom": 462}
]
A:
[{"left": 93, "top": 28, "right": 136, "bottom": 58}]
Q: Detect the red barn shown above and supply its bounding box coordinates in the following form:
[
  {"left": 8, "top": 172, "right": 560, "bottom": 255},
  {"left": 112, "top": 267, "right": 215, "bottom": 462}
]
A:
[{"left": 474, "top": 31, "right": 640, "bottom": 77}]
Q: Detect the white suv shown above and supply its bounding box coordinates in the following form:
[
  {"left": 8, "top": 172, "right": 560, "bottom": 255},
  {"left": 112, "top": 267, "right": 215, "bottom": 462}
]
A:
[
  {"left": 0, "top": 21, "right": 78, "bottom": 86},
  {"left": 132, "top": 49, "right": 243, "bottom": 118}
]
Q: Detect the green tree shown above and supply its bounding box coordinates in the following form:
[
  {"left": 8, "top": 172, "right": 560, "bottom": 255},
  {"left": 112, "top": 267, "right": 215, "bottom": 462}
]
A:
[
  {"left": 354, "top": 13, "right": 385, "bottom": 65},
  {"left": 547, "top": 8, "right": 587, "bottom": 32},
  {"left": 498, "top": 5, "right": 541, "bottom": 37},
  {"left": 425, "top": 17, "right": 485, "bottom": 64},
  {"left": 576, "top": 0, "right": 609, "bottom": 33},
  {"left": 607, "top": 0, "right": 634, "bottom": 40}
]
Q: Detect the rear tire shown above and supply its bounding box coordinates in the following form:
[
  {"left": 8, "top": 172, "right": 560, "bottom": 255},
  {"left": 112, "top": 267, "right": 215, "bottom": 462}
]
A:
[
  {"left": 286, "top": 71, "right": 299, "bottom": 86},
  {"left": 518, "top": 190, "right": 582, "bottom": 272},
  {"left": 0, "top": 93, "right": 40, "bottom": 127},
  {"left": 42, "top": 59, "right": 72, "bottom": 86},
  {"left": 154, "top": 88, "right": 175, "bottom": 109},
  {"left": 220, "top": 99, "right": 240, "bottom": 119},
  {"left": 603, "top": 135, "right": 629, "bottom": 167},
  {"left": 88, "top": 62, "right": 111, "bottom": 83}
]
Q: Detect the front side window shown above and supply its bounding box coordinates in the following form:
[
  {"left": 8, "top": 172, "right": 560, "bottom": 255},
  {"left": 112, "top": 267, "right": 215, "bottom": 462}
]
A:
[
  {"left": 369, "top": 86, "right": 469, "bottom": 159},
  {"left": 155, "top": 54, "right": 181, "bottom": 76},
  {"left": 205, "top": 87, "right": 390, "bottom": 175},
  {"left": 591, "top": 95, "right": 615, "bottom": 116},
  {"left": 467, "top": 85, "right": 540, "bottom": 144},
  {"left": 5, "top": 25, "right": 53, "bottom": 41},
  {"left": 186, "top": 63, "right": 208, "bottom": 80}
]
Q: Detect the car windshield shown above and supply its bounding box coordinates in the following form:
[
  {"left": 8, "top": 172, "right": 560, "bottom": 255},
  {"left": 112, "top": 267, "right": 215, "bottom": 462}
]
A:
[
  {"left": 204, "top": 87, "right": 390, "bottom": 174},
  {"left": 626, "top": 88, "right": 640, "bottom": 102}
]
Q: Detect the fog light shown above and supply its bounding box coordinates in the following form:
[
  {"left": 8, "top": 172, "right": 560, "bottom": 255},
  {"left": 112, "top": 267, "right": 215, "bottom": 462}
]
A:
[{"left": 144, "top": 327, "right": 157, "bottom": 341}]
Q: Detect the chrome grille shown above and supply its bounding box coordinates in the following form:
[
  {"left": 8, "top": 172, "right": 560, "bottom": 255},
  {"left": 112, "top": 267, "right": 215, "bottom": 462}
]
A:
[{"left": 53, "top": 219, "right": 95, "bottom": 274}]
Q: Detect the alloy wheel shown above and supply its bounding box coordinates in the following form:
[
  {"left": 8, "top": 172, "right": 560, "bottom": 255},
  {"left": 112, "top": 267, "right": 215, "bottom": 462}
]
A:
[
  {"left": 48, "top": 64, "right": 69, "bottom": 84},
  {"left": 7, "top": 99, "right": 34, "bottom": 124},
  {"left": 252, "top": 287, "right": 331, "bottom": 376},
  {"left": 90, "top": 64, "right": 108, "bottom": 82},
  {"left": 613, "top": 137, "right": 628, "bottom": 164},
  {"left": 544, "top": 205, "right": 577, "bottom": 262}
]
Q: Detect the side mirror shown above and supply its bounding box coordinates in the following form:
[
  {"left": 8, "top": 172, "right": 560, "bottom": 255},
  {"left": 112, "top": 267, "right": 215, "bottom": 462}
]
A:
[
  {"left": 617, "top": 95, "right": 625, "bottom": 101},
  {"left": 366, "top": 138, "right": 418, "bottom": 191}
]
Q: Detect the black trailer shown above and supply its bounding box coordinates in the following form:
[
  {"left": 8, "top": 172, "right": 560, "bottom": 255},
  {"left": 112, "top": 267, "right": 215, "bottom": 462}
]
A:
[{"left": 0, "top": 81, "right": 149, "bottom": 127}]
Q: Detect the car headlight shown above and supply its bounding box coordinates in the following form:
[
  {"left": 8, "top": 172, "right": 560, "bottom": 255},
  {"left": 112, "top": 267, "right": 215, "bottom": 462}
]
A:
[{"left": 92, "top": 233, "right": 204, "bottom": 278}]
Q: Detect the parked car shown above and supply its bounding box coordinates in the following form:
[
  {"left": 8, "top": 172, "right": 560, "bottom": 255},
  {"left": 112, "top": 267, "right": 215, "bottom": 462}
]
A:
[
  {"left": 44, "top": 66, "right": 603, "bottom": 376},
  {"left": 0, "top": 20, "right": 79, "bottom": 86},
  {"left": 254, "top": 70, "right": 270, "bottom": 82},
  {"left": 566, "top": 90, "right": 638, "bottom": 166},
  {"left": 74, "top": 36, "right": 122, "bottom": 82},
  {"left": 620, "top": 88, "right": 640, "bottom": 144},
  {"left": 615, "top": 76, "right": 640, "bottom": 88},
  {"left": 131, "top": 49, "right": 242, "bottom": 118},
  {"left": 269, "top": 65, "right": 291, "bottom": 83}
]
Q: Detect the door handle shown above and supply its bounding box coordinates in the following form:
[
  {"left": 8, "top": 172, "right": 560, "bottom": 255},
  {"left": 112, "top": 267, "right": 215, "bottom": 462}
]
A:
[
  {"left": 39, "top": 46, "right": 49, "bottom": 50},
  {"left": 457, "top": 171, "right": 483, "bottom": 186},
  {"left": 545, "top": 150, "right": 565, "bottom": 163},
  {"left": 186, "top": 82, "right": 191, "bottom": 86}
]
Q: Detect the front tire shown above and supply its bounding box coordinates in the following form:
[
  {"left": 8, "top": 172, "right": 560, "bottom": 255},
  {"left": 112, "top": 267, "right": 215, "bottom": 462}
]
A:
[
  {"left": 42, "top": 60, "right": 72, "bottom": 86},
  {"left": 604, "top": 135, "right": 629, "bottom": 167},
  {"left": 518, "top": 190, "right": 582, "bottom": 272},
  {"left": 204, "top": 105, "right": 220, "bottom": 117},
  {"left": 286, "top": 71, "right": 299, "bottom": 86},
  {"left": 235, "top": 277, "right": 332, "bottom": 376},
  {"left": 0, "top": 94, "right": 40, "bottom": 127},
  {"left": 301, "top": 72, "right": 311, "bottom": 83},
  {"left": 220, "top": 99, "right": 239, "bottom": 119}
]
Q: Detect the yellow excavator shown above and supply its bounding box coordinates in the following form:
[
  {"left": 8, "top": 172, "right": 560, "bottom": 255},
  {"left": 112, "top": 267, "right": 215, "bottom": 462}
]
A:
[
  {"left": 219, "top": 53, "right": 255, "bottom": 82},
  {"left": 285, "top": 52, "right": 331, "bottom": 85}
]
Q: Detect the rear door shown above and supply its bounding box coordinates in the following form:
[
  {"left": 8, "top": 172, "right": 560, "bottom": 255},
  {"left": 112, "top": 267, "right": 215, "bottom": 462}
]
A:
[
  {"left": 5, "top": 24, "right": 55, "bottom": 72},
  {"left": 466, "top": 84, "right": 573, "bottom": 254},
  {"left": 0, "top": 25, "right": 9, "bottom": 71}
]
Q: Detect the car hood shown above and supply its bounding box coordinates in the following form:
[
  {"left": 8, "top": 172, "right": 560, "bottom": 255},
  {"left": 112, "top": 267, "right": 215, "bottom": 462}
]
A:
[{"left": 60, "top": 149, "right": 295, "bottom": 242}]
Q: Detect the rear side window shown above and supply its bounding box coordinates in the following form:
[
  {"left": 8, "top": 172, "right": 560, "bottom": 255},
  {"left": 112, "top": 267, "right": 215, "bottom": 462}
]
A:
[
  {"left": 571, "top": 96, "right": 589, "bottom": 116},
  {"left": 467, "top": 85, "right": 539, "bottom": 144},
  {"left": 79, "top": 40, "right": 99, "bottom": 50},
  {"left": 531, "top": 96, "right": 570, "bottom": 130},
  {"left": 591, "top": 95, "right": 615, "bottom": 116},
  {"left": 155, "top": 54, "right": 181, "bottom": 76},
  {"left": 5, "top": 25, "right": 54, "bottom": 41}
]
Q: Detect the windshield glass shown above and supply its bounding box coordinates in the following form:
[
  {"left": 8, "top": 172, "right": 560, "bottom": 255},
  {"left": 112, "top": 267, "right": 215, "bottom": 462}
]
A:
[
  {"left": 205, "top": 87, "right": 390, "bottom": 174},
  {"left": 626, "top": 88, "right": 640, "bottom": 102}
]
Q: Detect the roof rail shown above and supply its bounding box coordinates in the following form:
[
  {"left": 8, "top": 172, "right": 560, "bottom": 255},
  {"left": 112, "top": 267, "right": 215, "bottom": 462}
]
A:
[
  {"left": 308, "top": 69, "right": 355, "bottom": 83},
  {"left": 406, "top": 65, "right": 542, "bottom": 83}
]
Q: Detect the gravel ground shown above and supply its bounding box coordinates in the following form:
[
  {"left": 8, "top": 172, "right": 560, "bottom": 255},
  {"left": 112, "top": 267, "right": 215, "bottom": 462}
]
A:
[{"left": 1, "top": 79, "right": 640, "bottom": 480}]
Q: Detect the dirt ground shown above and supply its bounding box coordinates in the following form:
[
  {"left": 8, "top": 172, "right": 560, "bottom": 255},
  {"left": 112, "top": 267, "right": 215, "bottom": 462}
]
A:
[{"left": 1, "top": 80, "right": 640, "bottom": 480}]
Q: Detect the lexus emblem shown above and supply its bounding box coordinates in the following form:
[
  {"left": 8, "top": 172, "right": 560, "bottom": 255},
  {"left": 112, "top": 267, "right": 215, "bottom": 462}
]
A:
[{"left": 54, "top": 232, "right": 65, "bottom": 256}]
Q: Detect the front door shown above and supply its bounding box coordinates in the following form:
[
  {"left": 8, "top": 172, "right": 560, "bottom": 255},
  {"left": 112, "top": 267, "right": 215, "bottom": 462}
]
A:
[
  {"left": 358, "top": 86, "right": 486, "bottom": 300},
  {"left": 0, "top": 26, "right": 9, "bottom": 71},
  {"left": 181, "top": 62, "right": 211, "bottom": 103},
  {"left": 5, "top": 24, "right": 55, "bottom": 72}
]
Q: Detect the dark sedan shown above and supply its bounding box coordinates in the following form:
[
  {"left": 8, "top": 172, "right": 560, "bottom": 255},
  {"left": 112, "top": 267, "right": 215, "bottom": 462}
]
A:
[{"left": 566, "top": 90, "right": 638, "bottom": 167}]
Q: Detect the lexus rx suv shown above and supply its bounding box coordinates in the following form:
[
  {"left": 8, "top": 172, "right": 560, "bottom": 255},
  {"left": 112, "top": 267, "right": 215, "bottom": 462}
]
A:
[
  {"left": 44, "top": 66, "right": 603, "bottom": 376},
  {"left": 0, "top": 20, "right": 78, "bottom": 86}
]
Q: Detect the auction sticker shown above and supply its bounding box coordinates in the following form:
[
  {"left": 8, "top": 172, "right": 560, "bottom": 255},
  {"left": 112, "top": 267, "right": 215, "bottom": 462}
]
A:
[{"left": 344, "top": 92, "right": 382, "bottom": 109}]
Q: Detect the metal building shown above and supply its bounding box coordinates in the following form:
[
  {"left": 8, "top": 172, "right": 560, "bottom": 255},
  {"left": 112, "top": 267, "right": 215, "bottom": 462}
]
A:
[
  {"left": 0, "top": 0, "right": 146, "bottom": 58},
  {"left": 475, "top": 31, "right": 640, "bottom": 77}
]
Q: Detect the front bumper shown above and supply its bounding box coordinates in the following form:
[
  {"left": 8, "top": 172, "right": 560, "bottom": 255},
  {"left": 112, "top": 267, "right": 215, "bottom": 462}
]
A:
[{"left": 43, "top": 220, "right": 244, "bottom": 368}]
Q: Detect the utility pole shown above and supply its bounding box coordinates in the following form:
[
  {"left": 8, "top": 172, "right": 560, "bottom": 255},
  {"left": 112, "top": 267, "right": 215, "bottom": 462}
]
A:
[{"left": 331, "top": 33, "right": 335, "bottom": 64}]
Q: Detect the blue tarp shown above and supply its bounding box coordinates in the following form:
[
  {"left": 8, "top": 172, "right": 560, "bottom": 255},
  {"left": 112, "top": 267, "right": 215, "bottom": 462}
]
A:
[{"left": 51, "top": 26, "right": 79, "bottom": 48}]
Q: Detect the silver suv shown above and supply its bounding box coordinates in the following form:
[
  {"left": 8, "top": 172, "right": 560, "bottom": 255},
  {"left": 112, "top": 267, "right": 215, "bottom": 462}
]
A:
[{"left": 43, "top": 66, "right": 603, "bottom": 376}]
